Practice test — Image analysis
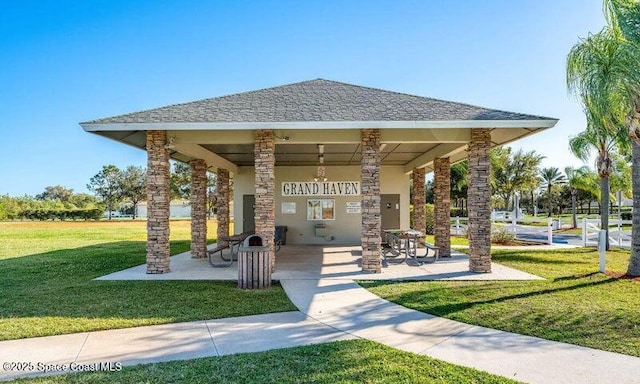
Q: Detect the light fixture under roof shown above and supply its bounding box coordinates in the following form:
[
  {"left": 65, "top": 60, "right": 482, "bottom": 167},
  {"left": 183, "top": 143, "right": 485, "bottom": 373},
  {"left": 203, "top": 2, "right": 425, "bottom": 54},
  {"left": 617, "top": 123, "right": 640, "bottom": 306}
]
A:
[
  {"left": 164, "top": 136, "right": 176, "bottom": 149},
  {"left": 313, "top": 144, "right": 327, "bottom": 182}
]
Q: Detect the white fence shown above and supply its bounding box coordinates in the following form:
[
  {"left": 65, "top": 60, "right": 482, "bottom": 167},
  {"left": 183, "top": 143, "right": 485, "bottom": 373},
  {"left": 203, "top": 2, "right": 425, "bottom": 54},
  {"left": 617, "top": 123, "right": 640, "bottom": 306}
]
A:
[
  {"left": 581, "top": 217, "right": 631, "bottom": 247},
  {"left": 451, "top": 216, "right": 554, "bottom": 244}
]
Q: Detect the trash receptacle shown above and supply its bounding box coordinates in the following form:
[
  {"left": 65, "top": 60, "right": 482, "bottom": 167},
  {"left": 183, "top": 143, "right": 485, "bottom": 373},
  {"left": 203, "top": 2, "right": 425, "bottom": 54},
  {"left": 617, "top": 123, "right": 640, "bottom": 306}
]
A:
[
  {"left": 275, "top": 225, "right": 288, "bottom": 245},
  {"left": 238, "top": 234, "right": 271, "bottom": 289},
  {"left": 552, "top": 219, "right": 560, "bottom": 230}
]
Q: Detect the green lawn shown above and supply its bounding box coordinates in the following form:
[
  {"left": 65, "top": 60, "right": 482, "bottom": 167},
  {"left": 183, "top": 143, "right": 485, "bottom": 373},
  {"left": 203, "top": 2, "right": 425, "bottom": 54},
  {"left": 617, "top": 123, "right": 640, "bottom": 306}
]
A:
[
  {"left": 362, "top": 247, "right": 640, "bottom": 357},
  {"left": 10, "top": 340, "right": 516, "bottom": 384},
  {"left": 0, "top": 221, "right": 295, "bottom": 341},
  {"left": 425, "top": 234, "right": 469, "bottom": 246}
]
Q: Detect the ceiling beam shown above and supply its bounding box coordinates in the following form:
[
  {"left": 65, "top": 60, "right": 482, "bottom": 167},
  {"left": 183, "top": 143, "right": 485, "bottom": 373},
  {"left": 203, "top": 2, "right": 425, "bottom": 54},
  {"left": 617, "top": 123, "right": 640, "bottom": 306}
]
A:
[
  {"left": 403, "top": 143, "right": 468, "bottom": 174},
  {"left": 173, "top": 143, "right": 239, "bottom": 174}
]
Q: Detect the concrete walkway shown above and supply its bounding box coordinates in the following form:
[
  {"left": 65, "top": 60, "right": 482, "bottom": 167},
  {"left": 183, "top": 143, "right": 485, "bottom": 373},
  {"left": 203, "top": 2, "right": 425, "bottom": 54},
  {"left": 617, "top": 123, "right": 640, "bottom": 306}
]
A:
[
  {"left": 3, "top": 245, "right": 639, "bottom": 383},
  {"left": 280, "top": 278, "right": 640, "bottom": 384},
  {"left": 0, "top": 312, "right": 354, "bottom": 381}
]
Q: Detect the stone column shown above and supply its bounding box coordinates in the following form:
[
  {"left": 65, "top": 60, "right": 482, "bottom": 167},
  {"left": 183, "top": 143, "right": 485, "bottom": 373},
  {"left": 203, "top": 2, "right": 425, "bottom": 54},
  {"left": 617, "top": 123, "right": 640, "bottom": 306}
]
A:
[
  {"left": 361, "top": 129, "right": 382, "bottom": 273},
  {"left": 412, "top": 167, "right": 426, "bottom": 235},
  {"left": 189, "top": 159, "right": 208, "bottom": 259},
  {"left": 434, "top": 157, "right": 451, "bottom": 257},
  {"left": 146, "top": 130, "right": 170, "bottom": 273},
  {"left": 216, "top": 168, "right": 230, "bottom": 247},
  {"left": 467, "top": 129, "right": 492, "bottom": 272},
  {"left": 254, "top": 130, "right": 276, "bottom": 270}
]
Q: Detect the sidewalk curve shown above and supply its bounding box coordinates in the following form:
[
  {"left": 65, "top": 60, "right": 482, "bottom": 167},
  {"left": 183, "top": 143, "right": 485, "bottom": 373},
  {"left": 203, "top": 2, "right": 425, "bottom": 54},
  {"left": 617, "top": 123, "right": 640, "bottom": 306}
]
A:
[{"left": 279, "top": 278, "right": 640, "bottom": 384}]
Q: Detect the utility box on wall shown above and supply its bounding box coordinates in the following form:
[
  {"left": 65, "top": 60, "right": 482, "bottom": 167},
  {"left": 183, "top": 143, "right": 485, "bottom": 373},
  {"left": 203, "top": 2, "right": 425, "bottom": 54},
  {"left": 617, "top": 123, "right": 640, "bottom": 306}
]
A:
[{"left": 314, "top": 223, "right": 327, "bottom": 237}]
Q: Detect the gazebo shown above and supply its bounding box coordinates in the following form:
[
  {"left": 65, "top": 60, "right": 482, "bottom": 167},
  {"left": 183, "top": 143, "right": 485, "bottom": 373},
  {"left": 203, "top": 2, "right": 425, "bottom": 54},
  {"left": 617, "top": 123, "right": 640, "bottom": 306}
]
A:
[{"left": 81, "top": 79, "right": 557, "bottom": 274}]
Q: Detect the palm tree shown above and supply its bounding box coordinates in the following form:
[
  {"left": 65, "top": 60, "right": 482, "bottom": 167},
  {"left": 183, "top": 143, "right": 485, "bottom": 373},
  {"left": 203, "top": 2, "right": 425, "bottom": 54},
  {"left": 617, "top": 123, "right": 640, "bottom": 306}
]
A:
[
  {"left": 567, "top": 0, "right": 640, "bottom": 275},
  {"left": 568, "top": 112, "right": 628, "bottom": 247},
  {"left": 565, "top": 166, "right": 594, "bottom": 228},
  {"left": 539, "top": 167, "right": 567, "bottom": 217},
  {"left": 609, "top": 151, "right": 633, "bottom": 207}
]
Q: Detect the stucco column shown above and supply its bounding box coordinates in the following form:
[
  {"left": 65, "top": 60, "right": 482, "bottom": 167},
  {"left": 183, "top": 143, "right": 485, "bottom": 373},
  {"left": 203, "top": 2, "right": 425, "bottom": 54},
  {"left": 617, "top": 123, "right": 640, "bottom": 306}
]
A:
[
  {"left": 468, "top": 129, "right": 492, "bottom": 272},
  {"left": 254, "top": 130, "right": 276, "bottom": 270},
  {"left": 434, "top": 157, "right": 451, "bottom": 257},
  {"left": 189, "top": 159, "right": 207, "bottom": 259},
  {"left": 361, "top": 129, "right": 382, "bottom": 273},
  {"left": 146, "top": 130, "right": 170, "bottom": 273},
  {"left": 412, "top": 167, "right": 426, "bottom": 235},
  {"left": 216, "top": 168, "right": 230, "bottom": 247}
]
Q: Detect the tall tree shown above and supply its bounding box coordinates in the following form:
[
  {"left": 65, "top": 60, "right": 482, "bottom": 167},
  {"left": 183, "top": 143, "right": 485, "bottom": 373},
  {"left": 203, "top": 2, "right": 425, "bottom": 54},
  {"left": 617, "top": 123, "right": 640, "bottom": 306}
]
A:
[
  {"left": 539, "top": 167, "right": 567, "bottom": 217},
  {"left": 119, "top": 165, "right": 147, "bottom": 219},
  {"left": 567, "top": 0, "right": 640, "bottom": 273},
  {"left": 68, "top": 193, "right": 101, "bottom": 209},
  {"left": 170, "top": 162, "right": 191, "bottom": 200},
  {"left": 87, "top": 165, "right": 122, "bottom": 220},
  {"left": 609, "top": 151, "right": 633, "bottom": 202},
  {"left": 565, "top": 166, "right": 594, "bottom": 228},
  {"left": 490, "top": 147, "right": 544, "bottom": 210},
  {"left": 569, "top": 113, "right": 628, "bottom": 246},
  {"left": 450, "top": 161, "right": 468, "bottom": 214},
  {"left": 36, "top": 185, "right": 74, "bottom": 203}
]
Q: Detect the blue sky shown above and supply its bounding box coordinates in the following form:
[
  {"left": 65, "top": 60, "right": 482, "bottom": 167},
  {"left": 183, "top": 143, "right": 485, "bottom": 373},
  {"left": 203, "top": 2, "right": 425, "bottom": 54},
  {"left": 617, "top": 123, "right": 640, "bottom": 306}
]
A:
[{"left": 0, "top": 0, "right": 606, "bottom": 196}]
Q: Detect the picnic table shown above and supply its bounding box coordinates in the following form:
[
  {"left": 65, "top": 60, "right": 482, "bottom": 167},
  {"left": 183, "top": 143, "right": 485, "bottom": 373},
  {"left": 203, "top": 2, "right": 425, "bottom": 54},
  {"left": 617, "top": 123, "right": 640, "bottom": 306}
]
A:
[{"left": 382, "top": 229, "right": 438, "bottom": 265}]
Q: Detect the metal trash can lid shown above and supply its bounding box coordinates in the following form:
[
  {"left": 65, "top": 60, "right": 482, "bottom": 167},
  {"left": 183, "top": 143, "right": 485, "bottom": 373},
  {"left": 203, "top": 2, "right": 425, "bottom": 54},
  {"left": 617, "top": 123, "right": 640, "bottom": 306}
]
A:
[{"left": 239, "top": 246, "right": 269, "bottom": 252}]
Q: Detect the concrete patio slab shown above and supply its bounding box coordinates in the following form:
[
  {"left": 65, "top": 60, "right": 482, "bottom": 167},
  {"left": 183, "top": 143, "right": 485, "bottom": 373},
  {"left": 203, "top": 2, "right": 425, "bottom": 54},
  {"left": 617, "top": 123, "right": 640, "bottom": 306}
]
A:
[{"left": 96, "top": 244, "right": 543, "bottom": 282}]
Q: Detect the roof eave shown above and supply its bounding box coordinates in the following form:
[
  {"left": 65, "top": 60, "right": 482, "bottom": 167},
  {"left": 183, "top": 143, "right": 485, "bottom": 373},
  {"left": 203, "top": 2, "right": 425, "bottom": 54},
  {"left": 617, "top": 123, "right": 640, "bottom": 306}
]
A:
[{"left": 80, "top": 119, "right": 558, "bottom": 132}]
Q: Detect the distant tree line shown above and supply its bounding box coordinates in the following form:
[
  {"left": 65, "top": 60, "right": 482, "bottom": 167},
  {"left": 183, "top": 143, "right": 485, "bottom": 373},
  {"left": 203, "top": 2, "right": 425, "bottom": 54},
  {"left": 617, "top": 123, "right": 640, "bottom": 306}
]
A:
[
  {"left": 0, "top": 186, "right": 104, "bottom": 221},
  {"left": 424, "top": 145, "right": 632, "bottom": 223},
  {"left": 0, "top": 162, "right": 217, "bottom": 221}
]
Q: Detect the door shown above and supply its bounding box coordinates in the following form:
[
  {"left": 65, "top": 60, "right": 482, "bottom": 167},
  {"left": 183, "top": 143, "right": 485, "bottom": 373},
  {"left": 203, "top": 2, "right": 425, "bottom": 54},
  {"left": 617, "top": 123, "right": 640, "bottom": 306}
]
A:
[
  {"left": 381, "top": 194, "right": 400, "bottom": 230},
  {"left": 243, "top": 195, "right": 255, "bottom": 232}
]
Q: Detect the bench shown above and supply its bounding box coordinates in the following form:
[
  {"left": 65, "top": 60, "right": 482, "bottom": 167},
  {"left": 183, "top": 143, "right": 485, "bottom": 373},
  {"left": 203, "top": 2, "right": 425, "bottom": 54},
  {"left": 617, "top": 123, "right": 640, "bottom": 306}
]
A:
[
  {"left": 381, "top": 238, "right": 406, "bottom": 264},
  {"left": 208, "top": 243, "right": 232, "bottom": 268},
  {"left": 208, "top": 231, "right": 282, "bottom": 268},
  {"left": 413, "top": 239, "right": 439, "bottom": 264}
]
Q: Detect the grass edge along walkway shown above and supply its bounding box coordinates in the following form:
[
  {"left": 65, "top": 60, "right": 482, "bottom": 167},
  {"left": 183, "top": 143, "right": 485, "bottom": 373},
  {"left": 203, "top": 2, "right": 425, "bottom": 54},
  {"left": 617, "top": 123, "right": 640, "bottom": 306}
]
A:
[
  {"left": 362, "top": 247, "right": 640, "bottom": 357},
  {"left": 9, "top": 339, "right": 518, "bottom": 384},
  {"left": 0, "top": 221, "right": 295, "bottom": 341}
]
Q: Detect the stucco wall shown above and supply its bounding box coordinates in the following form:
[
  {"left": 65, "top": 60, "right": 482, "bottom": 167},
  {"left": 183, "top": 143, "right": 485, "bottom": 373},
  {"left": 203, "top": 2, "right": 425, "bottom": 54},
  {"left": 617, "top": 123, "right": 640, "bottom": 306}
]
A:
[{"left": 233, "top": 165, "right": 409, "bottom": 245}]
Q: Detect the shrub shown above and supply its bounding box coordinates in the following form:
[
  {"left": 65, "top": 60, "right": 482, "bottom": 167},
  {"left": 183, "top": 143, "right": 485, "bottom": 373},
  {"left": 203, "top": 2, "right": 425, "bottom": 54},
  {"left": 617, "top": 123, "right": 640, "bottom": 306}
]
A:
[
  {"left": 409, "top": 203, "right": 435, "bottom": 234},
  {"left": 20, "top": 208, "right": 103, "bottom": 221},
  {"left": 450, "top": 207, "right": 466, "bottom": 217},
  {"left": 425, "top": 203, "right": 434, "bottom": 234},
  {"left": 491, "top": 227, "right": 515, "bottom": 245}
]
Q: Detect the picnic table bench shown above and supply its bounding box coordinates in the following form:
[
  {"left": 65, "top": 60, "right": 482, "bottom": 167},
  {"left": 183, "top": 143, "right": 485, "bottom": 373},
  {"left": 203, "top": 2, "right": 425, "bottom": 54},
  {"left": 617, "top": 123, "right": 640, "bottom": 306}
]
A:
[
  {"left": 208, "top": 231, "right": 254, "bottom": 268},
  {"left": 382, "top": 229, "right": 439, "bottom": 265},
  {"left": 208, "top": 230, "right": 282, "bottom": 268}
]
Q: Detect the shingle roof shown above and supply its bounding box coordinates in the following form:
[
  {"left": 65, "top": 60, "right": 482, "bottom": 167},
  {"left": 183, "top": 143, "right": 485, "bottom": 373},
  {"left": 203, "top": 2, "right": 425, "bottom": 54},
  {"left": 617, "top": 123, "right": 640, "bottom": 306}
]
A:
[{"left": 83, "top": 79, "right": 551, "bottom": 124}]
